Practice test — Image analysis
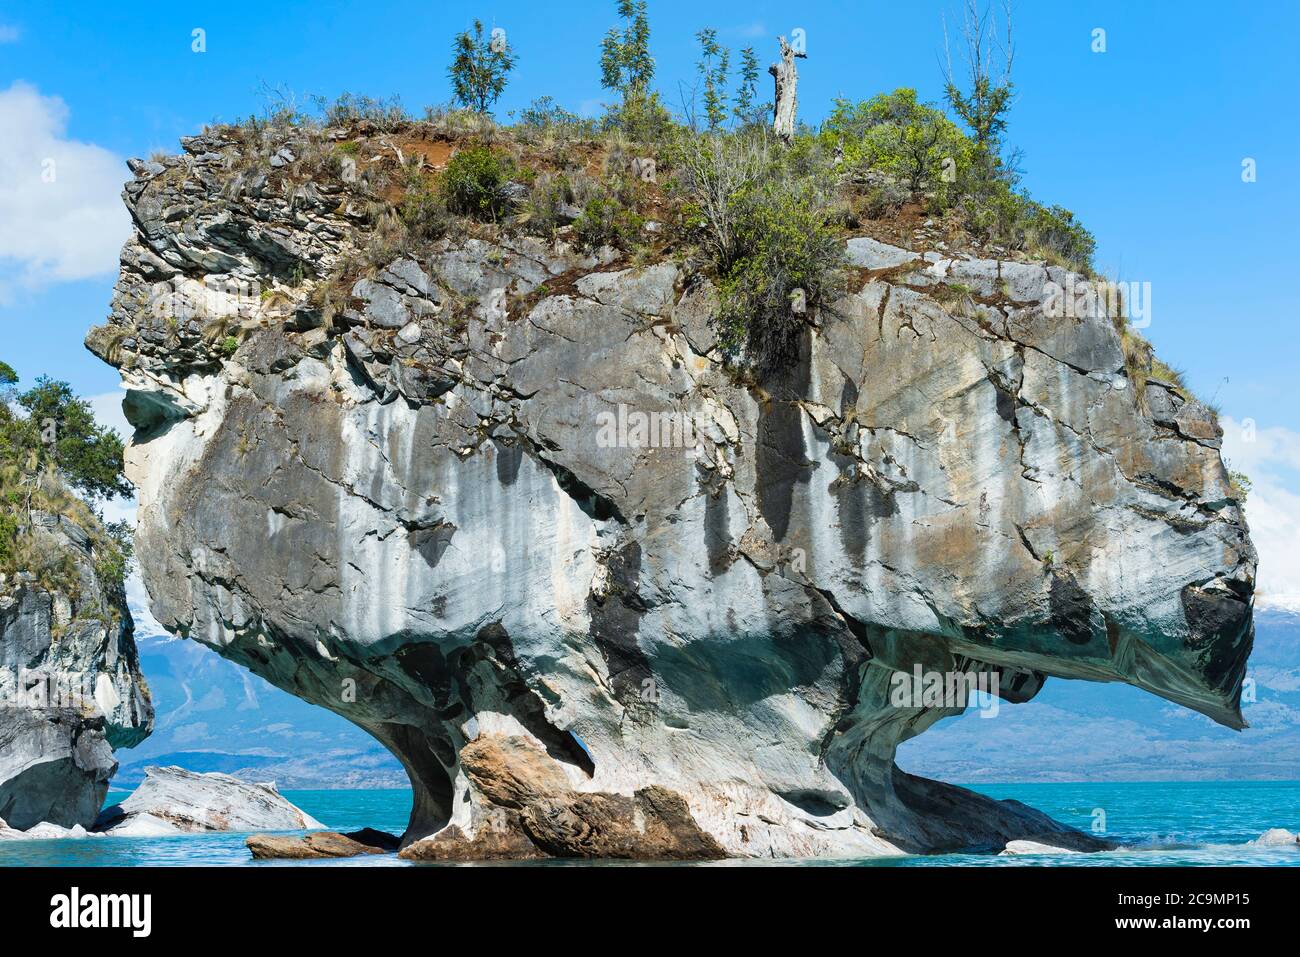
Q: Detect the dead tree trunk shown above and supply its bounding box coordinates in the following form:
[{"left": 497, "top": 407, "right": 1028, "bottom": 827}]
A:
[{"left": 769, "top": 36, "right": 807, "bottom": 144}]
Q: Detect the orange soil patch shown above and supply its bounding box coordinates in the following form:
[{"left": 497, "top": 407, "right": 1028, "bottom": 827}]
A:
[{"left": 399, "top": 139, "right": 453, "bottom": 169}]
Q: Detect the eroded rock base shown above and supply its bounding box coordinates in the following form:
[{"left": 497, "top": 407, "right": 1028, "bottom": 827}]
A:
[{"left": 401, "top": 736, "right": 724, "bottom": 862}]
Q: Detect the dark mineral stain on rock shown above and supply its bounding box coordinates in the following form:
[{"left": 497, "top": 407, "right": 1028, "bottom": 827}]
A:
[
  {"left": 834, "top": 475, "right": 868, "bottom": 560},
  {"left": 756, "top": 348, "right": 813, "bottom": 543},
  {"left": 992, "top": 378, "right": 1017, "bottom": 424},
  {"left": 825, "top": 432, "right": 868, "bottom": 561},
  {"left": 1048, "top": 572, "right": 1097, "bottom": 646},
  {"left": 587, "top": 541, "right": 653, "bottom": 706},
  {"left": 703, "top": 481, "right": 731, "bottom": 575},
  {"left": 841, "top": 375, "right": 860, "bottom": 411},
  {"left": 1180, "top": 582, "right": 1254, "bottom": 696},
  {"left": 828, "top": 440, "right": 899, "bottom": 563},
  {"left": 1103, "top": 614, "right": 1121, "bottom": 656},
  {"left": 407, "top": 521, "right": 457, "bottom": 569},
  {"left": 494, "top": 438, "right": 523, "bottom": 486}
]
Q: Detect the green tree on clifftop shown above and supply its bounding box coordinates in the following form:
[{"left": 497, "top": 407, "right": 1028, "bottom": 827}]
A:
[
  {"left": 448, "top": 19, "right": 517, "bottom": 114},
  {"left": 1, "top": 375, "right": 130, "bottom": 503}
]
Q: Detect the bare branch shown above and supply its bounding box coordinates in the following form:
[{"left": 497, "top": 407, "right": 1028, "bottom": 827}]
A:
[
  {"left": 941, "top": 12, "right": 955, "bottom": 87},
  {"left": 1001, "top": 0, "right": 1015, "bottom": 83}
]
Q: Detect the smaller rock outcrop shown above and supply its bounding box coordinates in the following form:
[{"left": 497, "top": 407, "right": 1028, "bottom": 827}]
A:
[
  {"left": 1249, "top": 828, "right": 1298, "bottom": 847},
  {"left": 246, "top": 828, "right": 400, "bottom": 860},
  {"left": 999, "top": 840, "right": 1085, "bottom": 856},
  {"left": 94, "top": 766, "right": 322, "bottom": 834},
  {"left": 0, "top": 815, "right": 105, "bottom": 840},
  {"left": 0, "top": 509, "right": 153, "bottom": 831}
]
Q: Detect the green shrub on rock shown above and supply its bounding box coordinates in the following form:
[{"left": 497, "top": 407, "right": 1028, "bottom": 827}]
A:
[
  {"left": 575, "top": 191, "right": 645, "bottom": 250},
  {"left": 440, "top": 146, "right": 516, "bottom": 220},
  {"left": 4, "top": 377, "right": 131, "bottom": 502},
  {"left": 675, "top": 132, "right": 847, "bottom": 375},
  {"left": 400, "top": 172, "right": 452, "bottom": 240},
  {"left": 822, "top": 90, "right": 973, "bottom": 202},
  {"left": 1019, "top": 202, "right": 1096, "bottom": 275},
  {"left": 716, "top": 179, "right": 847, "bottom": 374}
]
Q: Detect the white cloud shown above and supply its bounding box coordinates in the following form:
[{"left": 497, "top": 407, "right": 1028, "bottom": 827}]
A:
[
  {"left": 1222, "top": 416, "right": 1300, "bottom": 610},
  {"left": 1251, "top": 666, "right": 1300, "bottom": 693},
  {"left": 1222, "top": 417, "right": 1300, "bottom": 475},
  {"left": 89, "top": 388, "right": 130, "bottom": 441},
  {"left": 0, "top": 82, "right": 130, "bottom": 300},
  {"left": 0, "top": 25, "right": 19, "bottom": 44}
]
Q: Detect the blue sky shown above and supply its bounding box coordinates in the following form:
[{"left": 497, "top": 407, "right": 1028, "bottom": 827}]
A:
[{"left": 2, "top": 0, "right": 1298, "bottom": 600}]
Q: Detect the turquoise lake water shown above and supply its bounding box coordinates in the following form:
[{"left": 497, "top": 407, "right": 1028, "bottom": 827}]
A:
[{"left": 1, "top": 780, "right": 1297, "bottom": 866}]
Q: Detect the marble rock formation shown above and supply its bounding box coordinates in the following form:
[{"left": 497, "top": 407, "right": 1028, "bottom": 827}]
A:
[{"left": 88, "top": 128, "right": 1254, "bottom": 858}]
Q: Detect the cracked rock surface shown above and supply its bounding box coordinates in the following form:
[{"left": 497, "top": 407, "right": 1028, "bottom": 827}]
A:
[{"left": 89, "top": 129, "right": 1254, "bottom": 858}]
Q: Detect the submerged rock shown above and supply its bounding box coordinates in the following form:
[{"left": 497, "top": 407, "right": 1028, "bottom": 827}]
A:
[
  {"left": 89, "top": 128, "right": 1254, "bottom": 859},
  {"left": 94, "top": 766, "right": 323, "bottom": 834},
  {"left": 19, "top": 821, "right": 99, "bottom": 840},
  {"left": 0, "top": 816, "right": 101, "bottom": 840},
  {"left": 0, "top": 510, "right": 153, "bottom": 831},
  {"left": 96, "top": 812, "right": 185, "bottom": 837},
  {"left": 247, "top": 828, "right": 400, "bottom": 860},
  {"left": 1249, "top": 828, "right": 1297, "bottom": 847},
  {"left": 999, "top": 840, "right": 1084, "bottom": 856}
]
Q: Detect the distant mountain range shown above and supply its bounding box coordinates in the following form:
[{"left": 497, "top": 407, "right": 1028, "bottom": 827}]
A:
[
  {"left": 899, "top": 609, "right": 1300, "bottom": 782},
  {"left": 112, "top": 633, "right": 404, "bottom": 789},
  {"left": 115, "top": 610, "right": 1299, "bottom": 788}
]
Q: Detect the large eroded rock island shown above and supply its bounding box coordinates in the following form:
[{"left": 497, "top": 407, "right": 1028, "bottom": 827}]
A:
[{"left": 87, "top": 125, "right": 1255, "bottom": 858}]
